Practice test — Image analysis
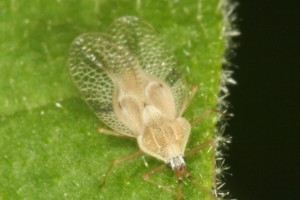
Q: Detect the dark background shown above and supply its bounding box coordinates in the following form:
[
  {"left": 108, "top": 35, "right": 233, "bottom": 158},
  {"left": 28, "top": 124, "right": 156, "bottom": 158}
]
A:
[{"left": 225, "top": 1, "right": 299, "bottom": 200}]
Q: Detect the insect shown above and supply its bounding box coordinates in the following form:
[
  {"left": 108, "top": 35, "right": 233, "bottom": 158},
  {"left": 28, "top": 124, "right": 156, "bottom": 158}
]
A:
[{"left": 68, "top": 16, "right": 219, "bottom": 199}]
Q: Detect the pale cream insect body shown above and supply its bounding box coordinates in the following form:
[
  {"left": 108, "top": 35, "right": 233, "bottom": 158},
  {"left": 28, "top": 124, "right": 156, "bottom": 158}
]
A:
[{"left": 68, "top": 16, "right": 215, "bottom": 199}]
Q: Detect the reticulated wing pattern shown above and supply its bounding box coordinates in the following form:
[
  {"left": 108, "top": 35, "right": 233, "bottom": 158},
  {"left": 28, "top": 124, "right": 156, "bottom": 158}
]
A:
[
  {"left": 68, "top": 16, "right": 189, "bottom": 136},
  {"left": 68, "top": 33, "right": 134, "bottom": 136},
  {"left": 107, "top": 17, "right": 188, "bottom": 115}
]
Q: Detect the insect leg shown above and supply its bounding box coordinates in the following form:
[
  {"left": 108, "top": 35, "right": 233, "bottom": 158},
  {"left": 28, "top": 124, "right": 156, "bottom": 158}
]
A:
[
  {"left": 143, "top": 165, "right": 186, "bottom": 200},
  {"left": 191, "top": 106, "right": 234, "bottom": 127},
  {"left": 185, "top": 140, "right": 218, "bottom": 200},
  {"left": 100, "top": 150, "right": 143, "bottom": 188},
  {"left": 190, "top": 109, "right": 229, "bottom": 127},
  {"left": 185, "top": 140, "right": 215, "bottom": 157},
  {"left": 179, "top": 85, "right": 199, "bottom": 116}
]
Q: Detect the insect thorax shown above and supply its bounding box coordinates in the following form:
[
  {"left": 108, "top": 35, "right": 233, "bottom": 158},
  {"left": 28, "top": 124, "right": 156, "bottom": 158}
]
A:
[
  {"left": 138, "top": 117, "right": 191, "bottom": 163},
  {"left": 112, "top": 69, "right": 191, "bottom": 163}
]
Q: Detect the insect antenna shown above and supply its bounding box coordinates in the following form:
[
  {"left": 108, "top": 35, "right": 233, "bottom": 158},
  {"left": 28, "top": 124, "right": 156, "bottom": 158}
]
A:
[
  {"left": 173, "top": 164, "right": 218, "bottom": 200},
  {"left": 143, "top": 164, "right": 186, "bottom": 199},
  {"left": 188, "top": 175, "right": 218, "bottom": 200}
]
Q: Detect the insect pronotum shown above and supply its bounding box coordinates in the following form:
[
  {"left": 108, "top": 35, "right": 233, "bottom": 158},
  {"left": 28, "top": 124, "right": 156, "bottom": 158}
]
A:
[{"left": 68, "top": 16, "right": 220, "bottom": 199}]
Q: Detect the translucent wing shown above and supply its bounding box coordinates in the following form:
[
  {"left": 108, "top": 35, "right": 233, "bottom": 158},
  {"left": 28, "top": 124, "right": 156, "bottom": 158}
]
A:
[
  {"left": 107, "top": 17, "right": 188, "bottom": 114},
  {"left": 68, "top": 33, "right": 134, "bottom": 137},
  {"left": 68, "top": 16, "right": 188, "bottom": 137}
]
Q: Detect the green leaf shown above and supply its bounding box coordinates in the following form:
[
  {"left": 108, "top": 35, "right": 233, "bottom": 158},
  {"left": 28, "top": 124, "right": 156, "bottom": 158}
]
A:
[{"left": 0, "top": 0, "right": 234, "bottom": 199}]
